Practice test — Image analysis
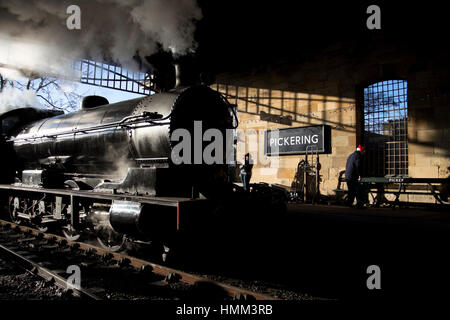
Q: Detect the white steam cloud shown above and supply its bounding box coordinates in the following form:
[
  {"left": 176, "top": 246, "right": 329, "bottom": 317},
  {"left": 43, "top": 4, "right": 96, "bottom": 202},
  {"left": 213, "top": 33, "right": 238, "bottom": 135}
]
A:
[
  {"left": 0, "top": 87, "right": 40, "bottom": 114},
  {"left": 0, "top": 0, "right": 202, "bottom": 77}
]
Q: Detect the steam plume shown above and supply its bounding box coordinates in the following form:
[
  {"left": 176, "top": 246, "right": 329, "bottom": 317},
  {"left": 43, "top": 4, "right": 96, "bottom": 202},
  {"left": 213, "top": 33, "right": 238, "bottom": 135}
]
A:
[
  {"left": 0, "top": 86, "right": 40, "bottom": 114},
  {"left": 0, "top": 0, "right": 202, "bottom": 77}
]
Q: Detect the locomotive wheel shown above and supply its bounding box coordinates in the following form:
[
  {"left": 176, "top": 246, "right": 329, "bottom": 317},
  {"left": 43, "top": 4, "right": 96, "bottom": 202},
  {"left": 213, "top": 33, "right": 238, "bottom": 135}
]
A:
[
  {"left": 161, "top": 245, "right": 171, "bottom": 263},
  {"left": 8, "top": 197, "right": 21, "bottom": 224},
  {"left": 160, "top": 242, "right": 181, "bottom": 264},
  {"left": 62, "top": 226, "right": 81, "bottom": 241},
  {"left": 96, "top": 231, "right": 125, "bottom": 252},
  {"left": 36, "top": 223, "right": 49, "bottom": 233},
  {"left": 64, "top": 180, "right": 80, "bottom": 191}
]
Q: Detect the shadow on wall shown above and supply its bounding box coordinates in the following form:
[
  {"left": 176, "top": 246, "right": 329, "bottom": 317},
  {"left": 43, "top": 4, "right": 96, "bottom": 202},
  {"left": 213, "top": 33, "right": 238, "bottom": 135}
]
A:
[
  {"left": 212, "top": 84, "right": 357, "bottom": 134},
  {"left": 212, "top": 83, "right": 359, "bottom": 197}
]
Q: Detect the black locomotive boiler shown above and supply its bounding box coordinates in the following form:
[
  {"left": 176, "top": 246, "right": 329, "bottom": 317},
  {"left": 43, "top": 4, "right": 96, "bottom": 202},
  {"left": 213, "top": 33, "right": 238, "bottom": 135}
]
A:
[{"left": 0, "top": 85, "right": 237, "bottom": 253}]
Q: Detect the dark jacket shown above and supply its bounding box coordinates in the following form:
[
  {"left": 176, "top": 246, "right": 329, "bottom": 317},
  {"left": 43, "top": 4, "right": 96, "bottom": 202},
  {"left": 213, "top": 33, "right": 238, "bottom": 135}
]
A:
[
  {"left": 240, "top": 159, "right": 253, "bottom": 175},
  {"left": 345, "top": 151, "right": 362, "bottom": 181}
]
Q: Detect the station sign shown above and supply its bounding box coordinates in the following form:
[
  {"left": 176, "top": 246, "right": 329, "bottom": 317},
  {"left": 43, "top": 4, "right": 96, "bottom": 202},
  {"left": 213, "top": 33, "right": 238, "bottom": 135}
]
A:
[{"left": 264, "top": 125, "right": 331, "bottom": 156}]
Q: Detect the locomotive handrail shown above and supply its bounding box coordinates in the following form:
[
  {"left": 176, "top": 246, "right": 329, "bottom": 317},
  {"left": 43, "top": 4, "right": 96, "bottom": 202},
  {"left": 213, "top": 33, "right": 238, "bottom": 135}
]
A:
[
  {"left": 218, "top": 92, "right": 239, "bottom": 129},
  {"left": 7, "top": 112, "right": 171, "bottom": 142}
]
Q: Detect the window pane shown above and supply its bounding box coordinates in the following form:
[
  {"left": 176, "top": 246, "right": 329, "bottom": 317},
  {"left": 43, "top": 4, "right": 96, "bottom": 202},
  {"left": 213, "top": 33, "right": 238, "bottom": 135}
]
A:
[{"left": 363, "top": 80, "right": 408, "bottom": 176}]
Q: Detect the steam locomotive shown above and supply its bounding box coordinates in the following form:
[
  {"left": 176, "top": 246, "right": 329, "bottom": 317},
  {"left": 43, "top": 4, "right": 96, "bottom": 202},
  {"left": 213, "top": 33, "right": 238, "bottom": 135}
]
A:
[
  {"left": 0, "top": 82, "right": 248, "bottom": 250},
  {"left": 0, "top": 62, "right": 288, "bottom": 262}
]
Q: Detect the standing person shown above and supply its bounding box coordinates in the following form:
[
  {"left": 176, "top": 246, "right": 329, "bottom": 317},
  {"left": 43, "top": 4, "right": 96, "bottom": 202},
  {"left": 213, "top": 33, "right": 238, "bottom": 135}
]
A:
[
  {"left": 240, "top": 153, "right": 253, "bottom": 191},
  {"left": 345, "top": 145, "right": 365, "bottom": 208}
]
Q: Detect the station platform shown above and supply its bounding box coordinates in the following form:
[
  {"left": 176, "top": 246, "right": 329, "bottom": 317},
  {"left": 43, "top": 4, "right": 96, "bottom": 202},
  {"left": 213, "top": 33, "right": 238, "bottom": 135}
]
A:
[{"left": 286, "top": 202, "right": 450, "bottom": 221}]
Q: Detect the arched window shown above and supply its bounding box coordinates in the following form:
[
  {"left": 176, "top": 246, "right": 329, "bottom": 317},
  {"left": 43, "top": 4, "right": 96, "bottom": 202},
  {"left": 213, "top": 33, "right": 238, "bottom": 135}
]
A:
[{"left": 363, "top": 80, "right": 408, "bottom": 176}]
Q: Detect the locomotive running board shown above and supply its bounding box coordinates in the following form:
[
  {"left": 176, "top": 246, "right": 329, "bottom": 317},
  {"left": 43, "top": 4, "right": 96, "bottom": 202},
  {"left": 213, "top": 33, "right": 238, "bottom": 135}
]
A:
[
  {"left": 0, "top": 184, "right": 206, "bottom": 207},
  {"left": 0, "top": 184, "right": 211, "bottom": 232}
]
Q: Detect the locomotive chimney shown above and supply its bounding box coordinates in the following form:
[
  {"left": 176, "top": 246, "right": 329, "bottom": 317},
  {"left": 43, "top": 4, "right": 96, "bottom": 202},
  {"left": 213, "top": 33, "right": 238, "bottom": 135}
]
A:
[
  {"left": 173, "top": 57, "right": 201, "bottom": 89},
  {"left": 174, "top": 62, "right": 195, "bottom": 88},
  {"left": 145, "top": 52, "right": 207, "bottom": 91},
  {"left": 174, "top": 63, "right": 183, "bottom": 88}
]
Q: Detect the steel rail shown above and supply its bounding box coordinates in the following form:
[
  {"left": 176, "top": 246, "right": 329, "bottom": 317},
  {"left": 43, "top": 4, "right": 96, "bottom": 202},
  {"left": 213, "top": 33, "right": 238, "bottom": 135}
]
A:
[
  {"left": 0, "top": 219, "right": 278, "bottom": 301},
  {"left": 0, "top": 242, "right": 101, "bottom": 300}
]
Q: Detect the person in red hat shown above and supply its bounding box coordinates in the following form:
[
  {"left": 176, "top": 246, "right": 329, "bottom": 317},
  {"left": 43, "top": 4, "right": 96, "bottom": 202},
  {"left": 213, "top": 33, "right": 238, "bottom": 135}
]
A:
[{"left": 344, "top": 144, "right": 366, "bottom": 208}]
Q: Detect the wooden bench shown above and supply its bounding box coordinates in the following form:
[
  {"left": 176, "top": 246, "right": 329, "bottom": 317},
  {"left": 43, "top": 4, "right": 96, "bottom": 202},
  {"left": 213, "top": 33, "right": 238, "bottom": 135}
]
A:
[
  {"left": 333, "top": 170, "right": 349, "bottom": 203},
  {"left": 334, "top": 171, "right": 450, "bottom": 208}
]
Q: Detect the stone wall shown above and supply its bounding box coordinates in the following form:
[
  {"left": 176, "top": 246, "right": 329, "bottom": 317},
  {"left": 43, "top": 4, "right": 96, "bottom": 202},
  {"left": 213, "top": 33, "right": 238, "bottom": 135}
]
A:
[
  {"left": 212, "top": 84, "right": 357, "bottom": 197},
  {"left": 211, "top": 41, "right": 450, "bottom": 203}
]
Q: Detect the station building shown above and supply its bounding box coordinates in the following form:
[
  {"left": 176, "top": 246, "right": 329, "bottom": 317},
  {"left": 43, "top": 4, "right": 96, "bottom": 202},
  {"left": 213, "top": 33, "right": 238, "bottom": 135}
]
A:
[{"left": 210, "top": 32, "right": 450, "bottom": 203}]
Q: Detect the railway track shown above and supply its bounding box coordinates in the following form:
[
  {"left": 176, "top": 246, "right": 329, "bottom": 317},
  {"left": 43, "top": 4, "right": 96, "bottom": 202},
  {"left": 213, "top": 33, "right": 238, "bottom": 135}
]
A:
[{"left": 0, "top": 219, "right": 278, "bottom": 301}]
